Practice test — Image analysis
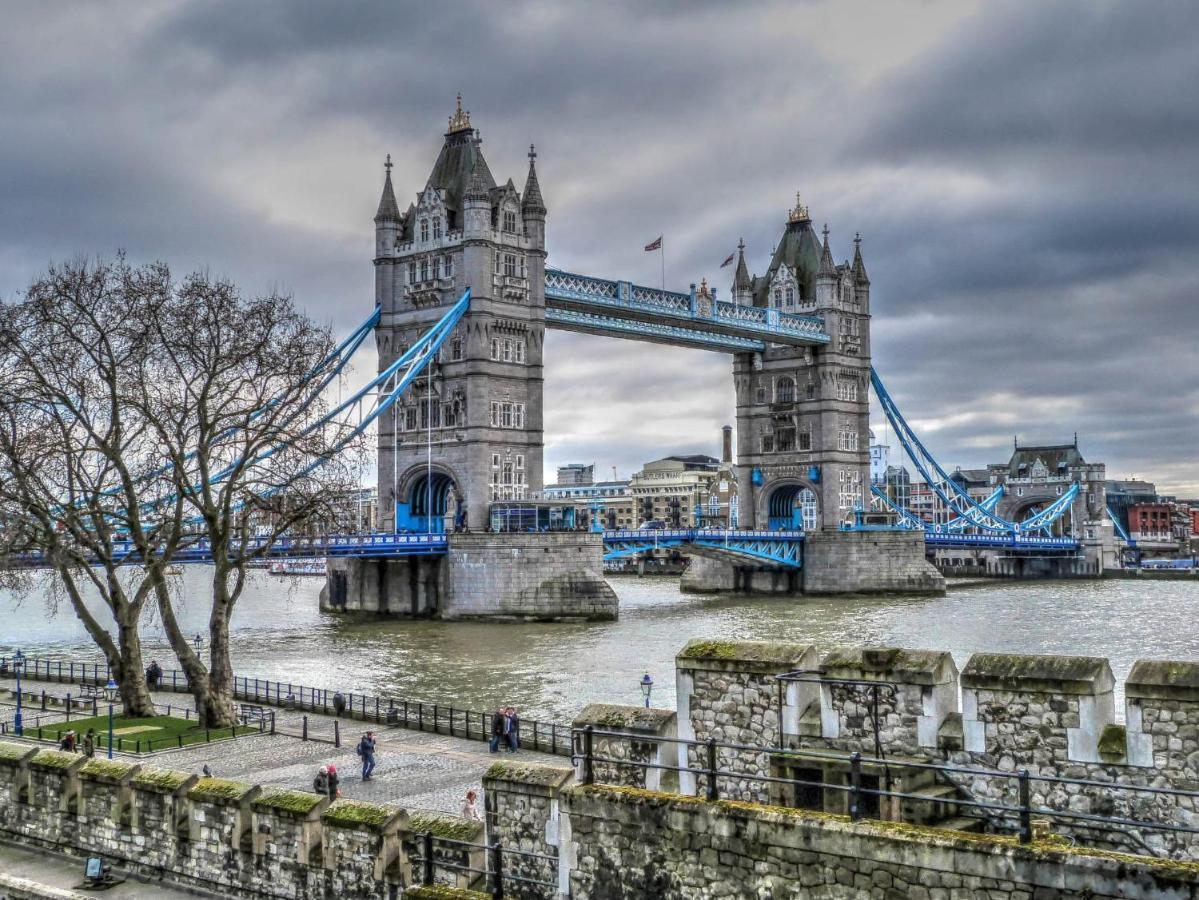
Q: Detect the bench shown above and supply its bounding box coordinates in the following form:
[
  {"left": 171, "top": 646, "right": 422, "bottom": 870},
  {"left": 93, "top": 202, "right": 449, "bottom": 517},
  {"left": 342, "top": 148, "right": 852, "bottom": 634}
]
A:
[
  {"left": 77, "top": 684, "right": 107, "bottom": 700},
  {"left": 239, "top": 704, "right": 268, "bottom": 725}
]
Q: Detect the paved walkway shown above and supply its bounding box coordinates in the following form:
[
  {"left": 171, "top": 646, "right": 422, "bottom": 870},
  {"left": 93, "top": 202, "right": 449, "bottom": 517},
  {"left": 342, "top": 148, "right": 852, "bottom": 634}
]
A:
[
  {"left": 0, "top": 841, "right": 211, "bottom": 898},
  {"left": 1, "top": 678, "right": 566, "bottom": 817}
]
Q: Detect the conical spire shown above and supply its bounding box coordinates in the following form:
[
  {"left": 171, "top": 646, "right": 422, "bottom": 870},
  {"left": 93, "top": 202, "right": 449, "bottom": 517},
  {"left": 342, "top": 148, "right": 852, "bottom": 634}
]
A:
[
  {"left": 818, "top": 224, "right": 836, "bottom": 277},
  {"left": 733, "top": 238, "right": 751, "bottom": 292},
  {"left": 464, "top": 156, "right": 491, "bottom": 203},
  {"left": 852, "top": 232, "right": 869, "bottom": 284},
  {"left": 522, "top": 144, "right": 546, "bottom": 214},
  {"left": 374, "top": 154, "right": 400, "bottom": 223}
]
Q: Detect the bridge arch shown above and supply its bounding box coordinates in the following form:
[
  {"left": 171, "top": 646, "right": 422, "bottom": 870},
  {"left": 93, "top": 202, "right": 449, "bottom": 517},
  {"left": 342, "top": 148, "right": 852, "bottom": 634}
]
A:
[
  {"left": 1002, "top": 493, "right": 1074, "bottom": 537},
  {"left": 396, "top": 464, "right": 462, "bottom": 533},
  {"left": 763, "top": 480, "right": 819, "bottom": 531}
]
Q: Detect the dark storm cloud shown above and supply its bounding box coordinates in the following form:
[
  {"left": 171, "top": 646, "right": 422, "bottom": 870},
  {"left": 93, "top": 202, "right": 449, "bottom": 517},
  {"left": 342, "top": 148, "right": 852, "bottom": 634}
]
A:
[{"left": 0, "top": 0, "right": 1195, "bottom": 493}]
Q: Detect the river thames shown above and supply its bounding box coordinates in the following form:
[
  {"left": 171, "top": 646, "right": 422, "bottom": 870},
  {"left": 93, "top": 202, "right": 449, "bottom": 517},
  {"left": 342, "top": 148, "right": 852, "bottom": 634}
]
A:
[{"left": 4, "top": 572, "right": 1198, "bottom": 722}]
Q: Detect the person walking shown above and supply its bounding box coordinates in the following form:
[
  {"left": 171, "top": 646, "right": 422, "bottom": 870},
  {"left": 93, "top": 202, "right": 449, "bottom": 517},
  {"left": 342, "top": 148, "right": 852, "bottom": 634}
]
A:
[
  {"left": 145, "top": 660, "right": 163, "bottom": 690},
  {"left": 332, "top": 692, "right": 347, "bottom": 718},
  {"left": 357, "top": 731, "right": 378, "bottom": 781},
  {"left": 327, "top": 764, "right": 341, "bottom": 799},
  {"left": 81, "top": 729, "right": 96, "bottom": 758},
  {"left": 489, "top": 706, "right": 506, "bottom": 753},
  {"left": 59, "top": 730, "right": 77, "bottom": 752},
  {"left": 461, "top": 789, "right": 481, "bottom": 822},
  {"left": 506, "top": 707, "right": 520, "bottom": 753}
]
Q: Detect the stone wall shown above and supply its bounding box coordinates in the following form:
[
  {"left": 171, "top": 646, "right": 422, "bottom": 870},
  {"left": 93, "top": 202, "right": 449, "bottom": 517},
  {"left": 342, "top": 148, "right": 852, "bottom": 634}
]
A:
[
  {"left": 571, "top": 704, "right": 678, "bottom": 792},
  {"left": 0, "top": 745, "right": 436, "bottom": 899},
  {"left": 482, "top": 761, "right": 573, "bottom": 900},
  {"left": 323, "top": 532, "right": 617, "bottom": 621},
  {"left": 802, "top": 530, "right": 945, "bottom": 595},
  {"left": 562, "top": 782, "right": 1199, "bottom": 899},
  {"left": 676, "top": 640, "right": 1199, "bottom": 859}
]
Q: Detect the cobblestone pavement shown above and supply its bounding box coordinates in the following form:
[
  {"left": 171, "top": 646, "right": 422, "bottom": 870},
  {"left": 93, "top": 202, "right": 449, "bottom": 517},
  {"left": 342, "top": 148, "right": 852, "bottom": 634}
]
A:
[
  {"left": 2, "top": 678, "right": 566, "bottom": 817},
  {"left": 0, "top": 841, "right": 205, "bottom": 899}
]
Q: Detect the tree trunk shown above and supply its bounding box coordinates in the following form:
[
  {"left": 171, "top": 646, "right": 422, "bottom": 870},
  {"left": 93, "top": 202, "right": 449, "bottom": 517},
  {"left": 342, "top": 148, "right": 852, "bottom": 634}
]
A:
[
  {"left": 115, "top": 616, "right": 156, "bottom": 718},
  {"left": 194, "top": 611, "right": 237, "bottom": 729}
]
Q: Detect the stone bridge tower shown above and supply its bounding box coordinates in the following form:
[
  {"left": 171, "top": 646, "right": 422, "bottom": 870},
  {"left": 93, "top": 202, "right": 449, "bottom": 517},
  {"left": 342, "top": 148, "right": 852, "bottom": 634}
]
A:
[
  {"left": 731, "top": 196, "right": 872, "bottom": 531},
  {"left": 374, "top": 97, "right": 546, "bottom": 531}
]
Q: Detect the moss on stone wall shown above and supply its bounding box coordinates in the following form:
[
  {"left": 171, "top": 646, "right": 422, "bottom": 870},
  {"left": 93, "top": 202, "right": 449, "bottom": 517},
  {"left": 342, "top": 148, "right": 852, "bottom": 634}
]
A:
[
  {"left": 322, "top": 798, "right": 396, "bottom": 831},
  {"left": 1097, "top": 724, "right": 1127, "bottom": 761},
  {"left": 80, "top": 759, "right": 138, "bottom": 782},
  {"left": 132, "top": 768, "right": 192, "bottom": 793},
  {"left": 30, "top": 749, "right": 80, "bottom": 771},
  {"left": 405, "top": 886, "right": 490, "bottom": 900},
  {"left": 253, "top": 788, "right": 324, "bottom": 816},
  {"left": 484, "top": 761, "right": 572, "bottom": 787},
  {"left": 0, "top": 741, "right": 34, "bottom": 763},
  {"left": 187, "top": 777, "right": 253, "bottom": 803},
  {"left": 677, "top": 639, "right": 809, "bottom": 666},
  {"left": 408, "top": 812, "right": 480, "bottom": 842}
]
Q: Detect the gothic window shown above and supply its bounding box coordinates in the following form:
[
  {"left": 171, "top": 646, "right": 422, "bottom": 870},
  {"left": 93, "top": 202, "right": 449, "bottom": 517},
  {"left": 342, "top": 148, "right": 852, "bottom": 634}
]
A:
[
  {"left": 450, "top": 338, "right": 463, "bottom": 361},
  {"left": 503, "top": 210, "right": 517, "bottom": 233},
  {"left": 806, "top": 382, "right": 815, "bottom": 399},
  {"left": 761, "top": 434, "right": 775, "bottom": 453},
  {"left": 445, "top": 257, "right": 453, "bottom": 278},
  {"left": 837, "top": 380, "right": 858, "bottom": 402},
  {"left": 776, "top": 376, "right": 796, "bottom": 404},
  {"left": 708, "top": 495, "right": 719, "bottom": 515},
  {"left": 798, "top": 431, "right": 812, "bottom": 451},
  {"left": 433, "top": 257, "right": 441, "bottom": 280},
  {"left": 491, "top": 338, "right": 500, "bottom": 360},
  {"left": 501, "top": 402, "right": 513, "bottom": 428},
  {"left": 404, "top": 408, "right": 417, "bottom": 431},
  {"left": 442, "top": 402, "right": 454, "bottom": 427},
  {"left": 514, "top": 404, "right": 525, "bottom": 428},
  {"left": 432, "top": 216, "right": 442, "bottom": 239},
  {"left": 420, "top": 259, "right": 429, "bottom": 282},
  {"left": 777, "top": 427, "right": 796, "bottom": 452},
  {"left": 420, "top": 219, "right": 429, "bottom": 242},
  {"left": 838, "top": 429, "right": 859, "bottom": 452},
  {"left": 774, "top": 289, "right": 782, "bottom": 306},
  {"left": 838, "top": 469, "right": 863, "bottom": 511},
  {"left": 502, "top": 339, "right": 513, "bottom": 362},
  {"left": 504, "top": 254, "right": 517, "bottom": 277},
  {"left": 785, "top": 287, "right": 794, "bottom": 306},
  {"left": 408, "top": 261, "right": 416, "bottom": 284},
  {"left": 514, "top": 340, "right": 525, "bottom": 363},
  {"left": 494, "top": 254, "right": 501, "bottom": 274}
]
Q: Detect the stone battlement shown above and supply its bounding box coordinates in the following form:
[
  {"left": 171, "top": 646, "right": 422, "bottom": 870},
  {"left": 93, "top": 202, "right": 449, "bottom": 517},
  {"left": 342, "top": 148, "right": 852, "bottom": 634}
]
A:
[{"left": 0, "top": 744, "right": 483, "bottom": 898}]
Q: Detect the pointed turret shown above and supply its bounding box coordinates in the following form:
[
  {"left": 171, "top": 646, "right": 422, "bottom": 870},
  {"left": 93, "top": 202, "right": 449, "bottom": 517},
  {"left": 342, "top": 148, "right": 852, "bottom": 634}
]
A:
[
  {"left": 732, "top": 238, "right": 752, "bottom": 305},
  {"left": 818, "top": 224, "right": 836, "bottom": 277},
  {"left": 522, "top": 144, "right": 546, "bottom": 215},
  {"left": 852, "top": 232, "right": 869, "bottom": 284},
  {"left": 375, "top": 154, "right": 400, "bottom": 223},
  {"left": 815, "top": 224, "right": 837, "bottom": 308}
]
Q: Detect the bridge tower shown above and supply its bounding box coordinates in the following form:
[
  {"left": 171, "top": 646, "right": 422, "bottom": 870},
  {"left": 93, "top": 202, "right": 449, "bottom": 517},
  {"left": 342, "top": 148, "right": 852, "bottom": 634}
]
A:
[
  {"left": 374, "top": 97, "right": 546, "bottom": 532},
  {"left": 732, "top": 196, "right": 872, "bottom": 531}
]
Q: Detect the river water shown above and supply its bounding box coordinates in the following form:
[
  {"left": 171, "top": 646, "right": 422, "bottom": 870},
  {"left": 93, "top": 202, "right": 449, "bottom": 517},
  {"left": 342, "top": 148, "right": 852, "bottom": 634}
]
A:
[{"left": 3, "top": 571, "right": 1197, "bottom": 723}]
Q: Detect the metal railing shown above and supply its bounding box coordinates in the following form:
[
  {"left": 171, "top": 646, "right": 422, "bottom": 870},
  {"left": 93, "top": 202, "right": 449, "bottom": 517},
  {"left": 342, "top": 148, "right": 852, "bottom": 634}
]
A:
[
  {"left": 409, "top": 831, "right": 557, "bottom": 898},
  {"left": 570, "top": 725, "right": 1199, "bottom": 853},
  {"left": 0, "top": 655, "right": 572, "bottom": 757}
]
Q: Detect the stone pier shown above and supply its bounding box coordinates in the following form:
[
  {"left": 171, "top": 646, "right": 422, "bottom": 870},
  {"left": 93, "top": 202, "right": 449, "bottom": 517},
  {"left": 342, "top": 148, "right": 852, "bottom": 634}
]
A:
[
  {"left": 321, "top": 531, "right": 617, "bottom": 621},
  {"left": 681, "top": 529, "right": 944, "bottom": 595}
]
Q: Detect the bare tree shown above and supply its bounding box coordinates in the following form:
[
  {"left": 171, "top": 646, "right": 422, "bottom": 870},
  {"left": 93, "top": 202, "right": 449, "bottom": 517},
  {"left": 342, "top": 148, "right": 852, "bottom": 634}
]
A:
[
  {"left": 135, "top": 272, "right": 366, "bottom": 728},
  {"left": 0, "top": 258, "right": 366, "bottom": 727},
  {"left": 0, "top": 258, "right": 186, "bottom": 716}
]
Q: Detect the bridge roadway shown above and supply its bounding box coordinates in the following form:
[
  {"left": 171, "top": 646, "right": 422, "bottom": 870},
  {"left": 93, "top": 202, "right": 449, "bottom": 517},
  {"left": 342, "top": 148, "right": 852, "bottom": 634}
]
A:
[{"left": 89, "top": 528, "right": 1078, "bottom": 568}]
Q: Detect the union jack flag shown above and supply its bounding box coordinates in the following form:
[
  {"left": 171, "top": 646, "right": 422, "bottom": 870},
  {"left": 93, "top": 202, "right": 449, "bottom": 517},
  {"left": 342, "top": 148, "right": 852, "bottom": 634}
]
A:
[
  {"left": 643, "top": 236, "right": 662, "bottom": 252},
  {"left": 719, "top": 252, "right": 736, "bottom": 268}
]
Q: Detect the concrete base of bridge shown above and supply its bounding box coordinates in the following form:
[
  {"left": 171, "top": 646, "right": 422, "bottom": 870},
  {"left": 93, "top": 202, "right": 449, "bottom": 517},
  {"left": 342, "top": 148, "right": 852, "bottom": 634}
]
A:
[
  {"left": 320, "top": 532, "right": 617, "bottom": 621},
  {"left": 680, "top": 530, "right": 944, "bottom": 596}
]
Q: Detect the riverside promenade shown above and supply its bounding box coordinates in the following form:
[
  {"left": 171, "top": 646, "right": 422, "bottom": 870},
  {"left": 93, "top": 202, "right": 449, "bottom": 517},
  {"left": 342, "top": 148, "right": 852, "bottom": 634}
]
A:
[{"left": 1, "top": 674, "right": 561, "bottom": 816}]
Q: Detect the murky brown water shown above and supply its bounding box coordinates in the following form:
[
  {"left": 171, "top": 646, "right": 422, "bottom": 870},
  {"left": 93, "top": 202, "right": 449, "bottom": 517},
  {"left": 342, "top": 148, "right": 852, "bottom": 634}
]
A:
[{"left": 4, "top": 569, "right": 1198, "bottom": 722}]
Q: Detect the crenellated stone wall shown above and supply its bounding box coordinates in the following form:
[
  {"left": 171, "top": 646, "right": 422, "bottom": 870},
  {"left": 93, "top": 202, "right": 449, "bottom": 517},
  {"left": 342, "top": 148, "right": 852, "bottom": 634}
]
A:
[
  {"left": 571, "top": 704, "right": 678, "bottom": 792},
  {"left": 482, "top": 761, "right": 573, "bottom": 900},
  {"left": 0, "top": 744, "right": 429, "bottom": 898}
]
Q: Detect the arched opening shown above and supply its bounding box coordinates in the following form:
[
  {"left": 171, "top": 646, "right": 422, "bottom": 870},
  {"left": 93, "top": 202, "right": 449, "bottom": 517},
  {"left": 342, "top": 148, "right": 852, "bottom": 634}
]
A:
[
  {"left": 776, "top": 376, "right": 796, "bottom": 404},
  {"left": 397, "top": 470, "right": 458, "bottom": 533},
  {"left": 767, "top": 484, "right": 818, "bottom": 531}
]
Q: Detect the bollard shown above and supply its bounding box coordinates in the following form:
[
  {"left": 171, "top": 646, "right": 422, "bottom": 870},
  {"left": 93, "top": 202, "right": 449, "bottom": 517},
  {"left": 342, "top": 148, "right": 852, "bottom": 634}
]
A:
[
  {"left": 581, "top": 726, "right": 595, "bottom": 785},
  {"left": 489, "top": 841, "right": 505, "bottom": 899},
  {"left": 303, "top": 715, "right": 309, "bottom": 742},
  {"left": 334, "top": 720, "right": 340, "bottom": 748},
  {"left": 65, "top": 695, "right": 71, "bottom": 723},
  {"left": 1018, "top": 770, "right": 1032, "bottom": 843},
  {"left": 705, "top": 738, "right": 719, "bottom": 801},
  {"left": 849, "top": 752, "right": 862, "bottom": 821},
  {"left": 422, "top": 832, "right": 434, "bottom": 885}
]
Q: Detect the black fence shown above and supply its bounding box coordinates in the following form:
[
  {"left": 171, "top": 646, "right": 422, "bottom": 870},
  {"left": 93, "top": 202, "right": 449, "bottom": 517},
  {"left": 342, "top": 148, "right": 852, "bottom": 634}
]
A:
[
  {"left": 410, "top": 830, "right": 557, "bottom": 899},
  {"left": 0, "top": 655, "right": 572, "bottom": 757},
  {"left": 571, "top": 725, "right": 1199, "bottom": 853}
]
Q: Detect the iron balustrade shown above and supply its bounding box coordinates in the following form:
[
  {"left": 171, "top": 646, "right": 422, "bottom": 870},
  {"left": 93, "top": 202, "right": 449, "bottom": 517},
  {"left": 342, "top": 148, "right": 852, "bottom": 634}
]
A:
[
  {"left": 569, "top": 725, "right": 1199, "bottom": 853},
  {"left": 0, "top": 655, "right": 572, "bottom": 758}
]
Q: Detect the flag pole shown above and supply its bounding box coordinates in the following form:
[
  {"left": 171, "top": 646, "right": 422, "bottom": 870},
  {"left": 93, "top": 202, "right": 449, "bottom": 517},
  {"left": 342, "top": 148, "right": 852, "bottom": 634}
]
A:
[{"left": 661, "top": 237, "right": 665, "bottom": 293}]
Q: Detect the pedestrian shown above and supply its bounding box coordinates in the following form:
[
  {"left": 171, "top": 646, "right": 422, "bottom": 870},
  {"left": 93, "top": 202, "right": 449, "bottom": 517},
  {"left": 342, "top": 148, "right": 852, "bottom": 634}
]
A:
[
  {"left": 145, "top": 660, "right": 163, "bottom": 690},
  {"left": 81, "top": 729, "right": 96, "bottom": 758},
  {"left": 327, "top": 764, "right": 341, "bottom": 799},
  {"left": 332, "top": 691, "right": 346, "bottom": 718},
  {"left": 59, "top": 730, "right": 77, "bottom": 752},
  {"left": 489, "top": 706, "right": 506, "bottom": 753},
  {"left": 357, "top": 730, "right": 378, "bottom": 781},
  {"left": 505, "top": 707, "right": 520, "bottom": 753},
  {"left": 313, "top": 765, "right": 330, "bottom": 797},
  {"left": 461, "top": 789, "right": 481, "bottom": 822}
]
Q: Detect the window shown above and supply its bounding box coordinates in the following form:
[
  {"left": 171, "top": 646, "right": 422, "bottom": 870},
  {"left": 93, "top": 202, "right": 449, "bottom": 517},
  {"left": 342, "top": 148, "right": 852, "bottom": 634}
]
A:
[
  {"left": 420, "top": 259, "right": 429, "bottom": 282},
  {"left": 785, "top": 287, "right": 794, "bottom": 306},
  {"left": 433, "top": 257, "right": 441, "bottom": 280},
  {"left": 504, "top": 254, "right": 518, "bottom": 277},
  {"left": 806, "top": 382, "right": 816, "bottom": 399},
  {"left": 491, "top": 338, "right": 500, "bottom": 360},
  {"left": 798, "top": 431, "right": 812, "bottom": 451},
  {"left": 408, "top": 262, "right": 416, "bottom": 284},
  {"left": 838, "top": 430, "right": 859, "bottom": 452},
  {"left": 776, "top": 376, "right": 796, "bottom": 404},
  {"left": 503, "top": 210, "right": 517, "bottom": 233},
  {"left": 501, "top": 403, "right": 513, "bottom": 428},
  {"left": 420, "top": 219, "right": 429, "bottom": 242},
  {"left": 837, "top": 381, "right": 858, "bottom": 402},
  {"left": 404, "top": 408, "right": 417, "bottom": 430},
  {"left": 514, "top": 341, "right": 525, "bottom": 363},
  {"left": 502, "top": 339, "right": 513, "bottom": 362},
  {"left": 761, "top": 434, "right": 775, "bottom": 453},
  {"left": 445, "top": 257, "right": 453, "bottom": 278},
  {"left": 450, "top": 338, "right": 463, "bottom": 361},
  {"left": 432, "top": 216, "right": 442, "bottom": 239},
  {"left": 838, "top": 468, "right": 863, "bottom": 511},
  {"left": 489, "top": 401, "right": 525, "bottom": 429},
  {"left": 777, "top": 427, "right": 796, "bottom": 452},
  {"left": 773, "top": 289, "right": 781, "bottom": 306},
  {"left": 709, "top": 495, "right": 719, "bottom": 514},
  {"left": 841, "top": 317, "right": 859, "bottom": 336},
  {"left": 755, "top": 386, "right": 766, "bottom": 404}
]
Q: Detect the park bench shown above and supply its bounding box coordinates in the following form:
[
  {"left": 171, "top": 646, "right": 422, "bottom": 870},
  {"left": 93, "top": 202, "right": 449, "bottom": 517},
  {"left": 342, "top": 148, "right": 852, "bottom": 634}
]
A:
[
  {"left": 239, "top": 703, "right": 268, "bottom": 725},
  {"left": 77, "top": 683, "right": 107, "bottom": 700}
]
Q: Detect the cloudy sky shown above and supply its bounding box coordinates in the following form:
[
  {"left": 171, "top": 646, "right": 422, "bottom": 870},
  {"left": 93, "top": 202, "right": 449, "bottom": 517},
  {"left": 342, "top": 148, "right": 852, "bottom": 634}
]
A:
[{"left": 2, "top": 1, "right": 1196, "bottom": 494}]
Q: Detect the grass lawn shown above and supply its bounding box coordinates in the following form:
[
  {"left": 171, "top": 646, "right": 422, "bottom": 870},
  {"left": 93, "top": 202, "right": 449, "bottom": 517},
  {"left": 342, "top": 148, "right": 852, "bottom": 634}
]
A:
[{"left": 37, "top": 714, "right": 258, "bottom": 753}]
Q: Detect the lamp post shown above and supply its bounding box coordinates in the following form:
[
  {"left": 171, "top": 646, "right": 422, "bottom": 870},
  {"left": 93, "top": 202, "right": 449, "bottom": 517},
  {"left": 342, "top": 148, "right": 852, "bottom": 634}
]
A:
[
  {"left": 640, "top": 673, "right": 654, "bottom": 709},
  {"left": 13, "top": 650, "right": 25, "bottom": 736},
  {"left": 193, "top": 634, "right": 204, "bottom": 655},
  {"left": 104, "top": 678, "right": 119, "bottom": 760}
]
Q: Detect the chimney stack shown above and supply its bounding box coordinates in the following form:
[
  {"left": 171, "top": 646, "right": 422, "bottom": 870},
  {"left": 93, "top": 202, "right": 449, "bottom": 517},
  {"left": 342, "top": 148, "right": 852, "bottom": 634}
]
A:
[{"left": 721, "top": 425, "right": 733, "bottom": 464}]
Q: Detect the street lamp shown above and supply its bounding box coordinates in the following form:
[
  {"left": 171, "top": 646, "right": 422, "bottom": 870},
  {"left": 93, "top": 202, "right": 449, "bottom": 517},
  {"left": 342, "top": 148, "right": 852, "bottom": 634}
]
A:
[
  {"left": 192, "top": 634, "right": 204, "bottom": 655},
  {"left": 104, "top": 678, "right": 119, "bottom": 760},
  {"left": 640, "top": 673, "right": 654, "bottom": 709},
  {"left": 13, "top": 650, "right": 25, "bottom": 737}
]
